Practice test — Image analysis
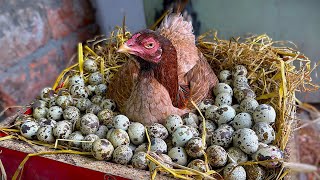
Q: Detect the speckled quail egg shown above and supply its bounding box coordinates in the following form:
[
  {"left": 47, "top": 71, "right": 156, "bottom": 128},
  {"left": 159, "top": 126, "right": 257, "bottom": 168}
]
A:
[
  {"left": 73, "top": 118, "right": 81, "bottom": 131},
  {"left": 253, "top": 104, "right": 276, "bottom": 124},
  {"left": 233, "top": 65, "right": 248, "bottom": 76},
  {"left": 84, "top": 58, "right": 98, "bottom": 73},
  {"left": 56, "top": 95, "right": 73, "bottom": 109},
  {"left": 33, "top": 106, "right": 48, "bottom": 119},
  {"left": 86, "top": 104, "right": 102, "bottom": 115},
  {"left": 147, "top": 123, "right": 169, "bottom": 140},
  {"left": 135, "top": 143, "right": 148, "bottom": 153},
  {"left": 91, "top": 95, "right": 103, "bottom": 104},
  {"left": 80, "top": 113, "right": 99, "bottom": 135},
  {"left": 187, "top": 159, "right": 207, "bottom": 172},
  {"left": 106, "top": 128, "right": 114, "bottom": 140},
  {"left": 68, "top": 131, "right": 84, "bottom": 147},
  {"left": 251, "top": 142, "right": 269, "bottom": 160},
  {"left": 95, "top": 125, "right": 108, "bottom": 138},
  {"left": 92, "top": 139, "right": 114, "bottom": 160},
  {"left": 150, "top": 138, "right": 167, "bottom": 154},
  {"left": 240, "top": 98, "right": 259, "bottom": 115},
  {"left": 219, "top": 70, "right": 233, "bottom": 84},
  {"left": 86, "top": 84, "right": 96, "bottom": 96},
  {"left": 233, "top": 128, "right": 259, "bottom": 154},
  {"left": 128, "top": 122, "right": 145, "bottom": 145},
  {"left": 252, "top": 122, "right": 275, "bottom": 144},
  {"left": 204, "top": 105, "right": 218, "bottom": 121},
  {"left": 235, "top": 88, "right": 256, "bottom": 102},
  {"left": 232, "top": 104, "right": 241, "bottom": 114},
  {"left": 198, "top": 99, "right": 215, "bottom": 113},
  {"left": 199, "top": 120, "right": 216, "bottom": 134},
  {"left": 254, "top": 145, "right": 284, "bottom": 168},
  {"left": 164, "top": 136, "right": 173, "bottom": 150},
  {"left": 47, "top": 106, "right": 63, "bottom": 121},
  {"left": 48, "top": 97, "right": 57, "bottom": 108},
  {"left": 165, "top": 114, "right": 183, "bottom": 134},
  {"left": 88, "top": 72, "right": 103, "bottom": 85},
  {"left": 69, "top": 75, "right": 85, "bottom": 86},
  {"left": 76, "top": 98, "right": 92, "bottom": 111},
  {"left": 100, "top": 99, "right": 116, "bottom": 111},
  {"left": 147, "top": 153, "right": 172, "bottom": 172},
  {"left": 182, "top": 112, "right": 199, "bottom": 127},
  {"left": 108, "top": 129, "right": 130, "bottom": 148},
  {"left": 63, "top": 106, "right": 80, "bottom": 121},
  {"left": 95, "top": 84, "right": 107, "bottom": 96},
  {"left": 188, "top": 126, "right": 199, "bottom": 137},
  {"left": 32, "top": 99, "right": 48, "bottom": 109},
  {"left": 14, "top": 115, "right": 34, "bottom": 128},
  {"left": 212, "top": 105, "right": 236, "bottom": 125},
  {"left": 129, "top": 143, "right": 137, "bottom": 152},
  {"left": 213, "top": 83, "right": 233, "bottom": 96},
  {"left": 113, "top": 115, "right": 130, "bottom": 130},
  {"left": 244, "top": 165, "right": 266, "bottom": 180},
  {"left": 97, "top": 109, "right": 114, "bottom": 128},
  {"left": 38, "top": 118, "right": 57, "bottom": 127},
  {"left": 168, "top": 147, "right": 188, "bottom": 166},
  {"left": 206, "top": 145, "right": 228, "bottom": 167},
  {"left": 112, "top": 145, "right": 133, "bottom": 165},
  {"left": 131, "top": 152, "right": 148, "bottom": 170},
  {"left": 231, "top": 112, "right": 253, "bottom": 130},
  {"left": 215, "top": 93, "right": 233, "bottom": 106},
  {"left": 172, "top": 125, "right": 193, "bottom": 147},
  {"left": 82, "top": 134, "right": 100, "bottom": 151},
  {"left": 40, "top": 87, "right": 55, "bottom": 102},
  {"left": 227, "top": 147, "right": 248, "bottom": 163},
  {"left": 211, "top": 124, "right": 234, "bottom": 148},
  {"left": 20, "top": 121, "right": 40, "bottom": 139},
  {"left": 223, "top": 163, "right": 246, "bottom": 180},
  {"left": 185, "top": 137, "right": 205, "bottom": 158},
  {"left": 233, "top": 75, "right": 248, "bottom": 87},
  {"left": 70, "top": 84, "right": 88, "bottom": 98},
  {"left": 53, "top": 120, "right": 72, "bottom": 139},
  {"left": 37, "top": 125, "right": 55, "bottom": 143}
]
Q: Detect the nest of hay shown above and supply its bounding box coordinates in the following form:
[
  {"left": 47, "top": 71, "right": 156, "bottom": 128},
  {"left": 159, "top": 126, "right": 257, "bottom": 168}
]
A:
[{"left": 0, "top": 26, "right": 317, "bottom": 179}]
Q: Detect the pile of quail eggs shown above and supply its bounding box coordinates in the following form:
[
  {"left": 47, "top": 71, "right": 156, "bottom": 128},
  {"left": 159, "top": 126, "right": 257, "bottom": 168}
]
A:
[{"left": 16, "top": 62, "right": 283, "bottom": 179}]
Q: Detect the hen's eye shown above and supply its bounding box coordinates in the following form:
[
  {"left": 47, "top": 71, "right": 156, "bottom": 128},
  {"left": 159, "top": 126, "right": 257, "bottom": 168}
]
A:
[{"left": 144, "top": 43, "right": 154, "bottom": 49}]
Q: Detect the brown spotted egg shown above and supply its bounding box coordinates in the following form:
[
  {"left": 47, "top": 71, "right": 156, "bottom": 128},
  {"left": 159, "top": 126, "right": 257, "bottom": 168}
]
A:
[
  {"left": 69, "top": 75, "right": 85, "bottom": 86},
  {"left": 86, "top": 104, "right": 102, "bottom": 115},
  {"left": 240, "top": 98, "right": 259, "bottom": 115},
  {"left": 53, "top": 120, "right": 72, "bottom": 139},
  {"left": 150, "top": 138, "right": 167, "bottom": 154},
  {"left": 252, "top": 122, "right": 275, "bottom": 144},
  {"left": 100, "top": 99, "right": 116, "bottom": 111},
  {"left": 38, "top": 118, "right": 57, "bottom": 127},
  {"left": 223, "top": 163, "right": 246, "bottom": 180},
  {"left": 80, "top": 113, "right": 99, "bottom": 135},
  {"left": 112, "top": 145, "right": 133, "bottom": 165},
  {"left": 37, "top": 125, "right": 55, "bottom": 143},
  {"left": 254, "top": 145, "right": 284, "bottom": 168},
  {"left": 33, "top": 106, "right": 48, "bottom": 119},
  {"left": 91, "top": 95, "right": 103, "bottom": 104},
  {"left": 92, "top": 139, "right": 114, "bottom": 160},
  {"left": 98, "top": 109, "right": 114, "bottom": 128},
  {"left": 233, "top": 75, "right": 248, "bottom": 87},
  {"left": 232, "top": 104, "right": 241, "bottom": 114},
  {"left": 95, "top": 125, "right": 108, "bottom": 138},
  {"left": 198, "top": 99, "right": 215, "bottom": 113},
  {"left": 128, "top": 122, "right": 146, "bottom": 145},
  {"left": 20, "top": 121, "right": 40, "bottom": 139},
  {"left": 168, "top": 147, "right": 188, "bottom": 166},
  {"left": 76, "top": 98, "right": 92, "bottom": 111},
  {"left": 231, "top": 112, "right": 253, "bottom": 130},
  {"left": 40, "top": 87, "right": 55, "bottom": 102},
  {"left": 70, "top": 84, "right": 88, "bottom": 98},
  {"left": 131, "top": 152, "right": 148, "bottom": 170},
  {"left": 227, "top": 147, "right": 248, "bottom": 163},
  {"left": 95, "top": 84, "right": 107, "bottom": 96},
  {"left": 218, "top": 70, "right": 233, "bottom": 85},
  {"left": 83, "top": 58, "right": 98, "bottom": 73},
  {"left": 244, "top": 164, "right": 266, "bottom": 180},
  {"left": 172, "top": 125, "right": 194, "bottom": 147},
  {"left": 234, "top": 88, "right": 256, "bottom": 102},
  {"left": 47, "top": 106, "right": 63, "bottom": 121},
  {"left": 185, "top": 137, "right": 205, "bottom": 158},
  {"left": 232, "top": 65, "right": 248, "bottom": 76},
  {"left": 233, "top": 128, "right": 259, "bottom": 154},
  {"left": 148, "top": 153, "right": 172, "bottom": 172},
  {"left": 205, "top": 105, "right": 219, "bottom": 120},
  {"left": 188, "top": 126, "right": 200, "bottom": 137},
  {"left": 68, "top": 131, "right": 84, "bottom": 147},
  {"left": 108, "top": 129, "right": 130, "bottom": 148},
  {"left": 211, "top": 124, "right": 234, "bottom": 148},
  {"left": 134, "top": 143, "right": 148, "bottom": 153},
  {"left": 113, "top": 115, "right": 130, "bottom": 130},
  {"left": 213, "top": 83, "right": 233, "bottom": 96},
  {"left": 82, "top": 134, "right": 100, "bottom": 152},
  {"left": 212, "top": 105, "right": 236, "bottom": 125},
  {"left": 215, "top": 92, "right": 233, "bottom": 106},
  {"left": 165, "top": 114, "right": 183, "bottom": 134},
  {"left": 253, "top": 104, "right": 276, "bottom": 124},
  {"left": 88, "top": 72, "right": 103, "bottom": 85},
  {"left": 63, "top": 106, "right": 80, "bottom": 121},
  {"left": 182, "top": 112, "right": 199, "bottom": 127},
  {"left": 147, "top": 123, "right": 169, "bottom": 140},
  {"left": 187, "top": 159, "right": 207, "bottom": 172},
  {"left": 56, "top": 95, "right": 73, "bottom": 109},
  {"left": 206, "top": 145, "right": 228, "bottom": 167}
]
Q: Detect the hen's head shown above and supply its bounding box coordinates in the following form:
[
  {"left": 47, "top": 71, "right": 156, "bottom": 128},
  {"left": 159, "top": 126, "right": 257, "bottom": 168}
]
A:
[{"left": 118, "top": 30, "right": 163, "bottom": 63}]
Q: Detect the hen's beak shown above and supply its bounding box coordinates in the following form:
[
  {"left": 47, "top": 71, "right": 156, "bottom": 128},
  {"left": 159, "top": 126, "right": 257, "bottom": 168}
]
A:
[{"left": 117, "top": 43, "right": 131, "bottom": 53}]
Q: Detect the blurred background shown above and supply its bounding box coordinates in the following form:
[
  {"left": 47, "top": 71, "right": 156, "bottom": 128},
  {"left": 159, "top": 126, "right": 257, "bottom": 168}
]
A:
[{"left": 0, "top": 0, "right": 319, "bottom": 178}]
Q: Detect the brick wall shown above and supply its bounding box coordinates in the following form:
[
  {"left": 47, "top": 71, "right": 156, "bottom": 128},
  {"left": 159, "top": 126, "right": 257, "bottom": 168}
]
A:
[{"left": 0, "top": 0, "right": 98, "bottom": 119}]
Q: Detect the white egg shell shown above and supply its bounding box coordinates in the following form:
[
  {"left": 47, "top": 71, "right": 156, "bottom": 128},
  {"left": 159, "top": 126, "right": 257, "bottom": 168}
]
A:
[
  {"left": 198, "top": 99, "right": 215, "bottom": 113},
  {"left": 212, "top": 105, "right": 236, "bottom": 125},
  {"left": 240, "top": 98, "right": 259, "bottom": 115},
  {"left": 187, "top": 159, "right": 207, "bottom": 172},
  {"left": 68, "top": 131, "right": 84, "bottom": 147},
  {"left": 98, "top": 109, "right": 114, "bottom": 128},
  {"left": 33, "top": 106, "right": 48, "bottom": 120},
  {"left": 254, "top": 145, "right": 284, "bottom": 168},
  {"left": 69, "top": 75, "right": 85, "bottom": 86},
  {"left": 227, "top": 147, "right": 248, "bottom": 163},
  {"left": 172, "top": 125, "right": 194, "bottom": 147},
  {"left": 253, "top": 104, "right": 276, "bottom": 124},
  {"left": 148, "top": 154, "right": 172, "bottom": 172},
  {"left": 213, "top": 83, "right": 233, "bottom": 96},
  {"left": 47, "top": 106, "right": 63, "bottom": 121},
  {"left": 185, "top": 137, "right": 205, "bottom": 158},
  {"left": 83, "top": 59, "right": 98, "bottom": 73},
  {"left": 233, "top": 128, "right": 259, "bottom": 154},
  {"left": 215, "top": 92, "right": 233, "bottom": 106},
  {"left": 53, "top": 120, "right": 72, "bottom": 139},
  {"left": 56, "top": 95, "right": 73, "bottom": 109},
  {"left": 218, "top": 70, "right": 233, "bottom": 84},
  {"left": 182, "top": 112, "right": 199, "bottom": 127},
  {"left": 211, "top": 124, "right": 234, "bottom": 148},
  {"left": 168, "top": 147, "right": 188, "bottom": 166},
  {"left": 233, "top": 75, "right": 248, "bottom": 87},
  {"left": 223, "top": 163, "right": 246, "bottom": 180},
  {"left": 165, "top": 114, "right": 183, "bottom": 134},
  {"left": 205, "top": 105, "right": 219, "bottom": 120},
  {"left": 113, "top": 115, "right": 130, "bottom": 130},
  {"left": 91, "top": 139, "right": 114, "bottom": 160},
  {"left": 63, "top": 106, "right": 80, "bottom": 121},
  {"left": 40, "top": 87, "right": 55, "bottom": 102},
  {"left": 95, "top": 125, "right": 108, "bottom": 138},
  {"left": 88, "top": 72, "right": 103, "bottom": 85},
  {"left": 244, "top": 165, "right": 266, "bottom": 180},
  {"left": 85, "top": 104, "right": 102, "bottom": 115},
  {"left": 206, "top": 145, "right": 228, "bottom": 167},
  {"left": 134, "top": 143, "right": 148, "bottom": 153},
  {"left": 150, "top": 138, "right": 167, "bottom": 154},
  {"left": 36, "top": 125, "right": 55, "bottom": 143},
  {"left": 108, "top": 129, "right": 130, "bottom": 148},
  {"left": 80, "top": 113, "right": 99, "bottom": 135},
  {"left": 131, "top": 152, "right": 148, "bottom": 170},
  {"left": 76, "top": 98, "right": 92, "bottom": 111},
  {"left": 231, "top": 112, "right": 253, "bottom": 130},
  {"left": 100, "top": 99, "right": 117, "bottom": 111},
  {"left": 70, "top": 84, "right": 88, "bottom": 98},
  {"left": 232, "top": 104, "right": 241, "bottom": 114},
  {"left": 128, "top": 122, "right": 146, "bottom": 145},
  {"left": 82, "top": 134, "right": 100, "bottom": 152},
  {"left": 252, "top": 122, "right": 275, "bottom": 144},
  {"left": 232, "top": 65, "right": 248, "bottom": 76},
  {"left": 147, "top": 123, "right": 169, "bottom": 140},
  {"left": 112, "top": 145, "right": 133, "bottom": 165}
]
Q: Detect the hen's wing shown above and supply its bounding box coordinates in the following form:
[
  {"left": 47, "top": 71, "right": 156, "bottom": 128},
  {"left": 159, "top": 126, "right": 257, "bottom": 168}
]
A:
[
  {"left": 185, "top": 51, "right": 218, "bottom": 108},
  {"left": 106, "top": 59, "right": 140, "bottom": 112}
]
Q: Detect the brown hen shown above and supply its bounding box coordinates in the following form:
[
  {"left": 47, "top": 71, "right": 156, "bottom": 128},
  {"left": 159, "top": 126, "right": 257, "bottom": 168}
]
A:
[{"left": 107, "top": 13, "right": 218, "bottom": 125}]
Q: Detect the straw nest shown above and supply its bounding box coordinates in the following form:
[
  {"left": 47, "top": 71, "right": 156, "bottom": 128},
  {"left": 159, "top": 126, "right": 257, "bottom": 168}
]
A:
[{"left": 0, "top": 26, "right": 318, "bottom": 179}]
